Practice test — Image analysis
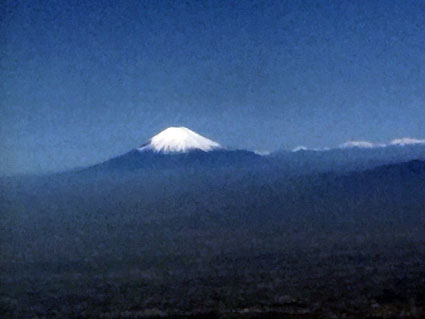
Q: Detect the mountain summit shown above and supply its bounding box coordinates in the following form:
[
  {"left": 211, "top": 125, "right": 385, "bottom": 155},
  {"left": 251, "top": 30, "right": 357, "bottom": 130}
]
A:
[
  {"left": 84, "top": 127, "right": 259, "bottom": 172},
  {"left": 138, "top": 127, "right": 222, "bottom": 153}
]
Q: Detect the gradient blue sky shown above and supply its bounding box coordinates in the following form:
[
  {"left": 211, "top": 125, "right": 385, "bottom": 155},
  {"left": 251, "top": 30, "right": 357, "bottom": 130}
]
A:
[{"left": 1, "top": 0, "right": 424, "bottom": 174}]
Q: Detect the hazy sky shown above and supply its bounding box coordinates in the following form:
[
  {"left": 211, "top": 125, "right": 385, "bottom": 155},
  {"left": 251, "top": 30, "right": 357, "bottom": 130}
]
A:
[{"left": 1, "top": 0, "right": 425, "bottom": 174}]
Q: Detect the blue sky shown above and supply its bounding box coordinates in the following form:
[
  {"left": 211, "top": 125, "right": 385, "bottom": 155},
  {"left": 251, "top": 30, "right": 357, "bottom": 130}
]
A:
[{"left": 1, "top": 0, "right": 424, "bottom": 174}]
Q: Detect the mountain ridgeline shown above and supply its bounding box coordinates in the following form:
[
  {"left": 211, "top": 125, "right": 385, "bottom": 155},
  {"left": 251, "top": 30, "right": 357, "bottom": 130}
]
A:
[
  {"left": 1, "top": 127, "right": 425, "bottom": 318},
  {"left": 87, "top": 148, "right": 263, "bottom": 172},
  {"left": 78, "top": 127, "right": 425, "bottom": 174}
]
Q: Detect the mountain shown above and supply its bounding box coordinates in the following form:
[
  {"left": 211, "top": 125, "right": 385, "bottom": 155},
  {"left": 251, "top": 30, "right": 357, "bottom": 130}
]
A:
[
  {"left": 331, "top": 160, "right": 425, "bottom": 210},
  {"left": 64, "top": 127, "right": 425, "bottom": 175},
  {"left": 354, "top": 159, "right": 425, "bottom": 179},
  {"left": 138, "top": 126, "right": 222, "bottom": 153},
  {"left": 389, "top": 137, "right": 425, "bottom": 146},
  {"left": 338, "top": 140, "right": 385, "bottom": 149},
  {"left": 271, "top": 143, "right": 425, "bottom": 174},
  {"left": 84, "top": 127, "right": 261, "bottom": 172}
]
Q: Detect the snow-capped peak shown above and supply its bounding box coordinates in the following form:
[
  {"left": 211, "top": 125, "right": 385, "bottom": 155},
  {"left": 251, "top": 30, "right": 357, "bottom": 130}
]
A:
[
  {"left": 292, "top": 146, "right": 308, "bottom": 152},
  {"left": 138, "top": 127, "right": 222, "bottom": 153},
  {"left": 390, "top": 137, "right": 425, "bottom": 146},
  {"left": 339, "top": 141, "right": 385, "bottom": 149}
]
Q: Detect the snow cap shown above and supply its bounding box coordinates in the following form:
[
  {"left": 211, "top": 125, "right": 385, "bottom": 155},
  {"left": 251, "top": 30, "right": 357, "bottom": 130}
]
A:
[{"left": 138, "top": 127, "right": 221, "bottom": 153}]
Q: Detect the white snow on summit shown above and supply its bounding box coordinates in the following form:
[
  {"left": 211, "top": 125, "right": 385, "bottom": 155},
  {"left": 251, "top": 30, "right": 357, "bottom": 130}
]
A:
[
  {"left": 292, "top": 146, "right": 309, "bottom": 152},
  {"left": 339, "top": 141, "right": 385, "bottom": 149},
  {"left": 290, "top": 137, "right": 425, "bottom": 152},
  {"left": 292, "top": 146, "right": 330, "bottom": 152},
  {"left": 390, "top": 137, "right": 425, "bottom": 146},
  {"left": 138, "top": 127, "right": 222, "bottom": 153}
]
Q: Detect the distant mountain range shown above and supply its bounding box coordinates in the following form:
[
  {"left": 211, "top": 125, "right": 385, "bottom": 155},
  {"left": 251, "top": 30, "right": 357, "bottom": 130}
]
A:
[
  {"left": 80, "top": 127, "right": 425, "bottom": 174},
  {"left": 271, "top": 143, "right": 425, "bottom": 174}
]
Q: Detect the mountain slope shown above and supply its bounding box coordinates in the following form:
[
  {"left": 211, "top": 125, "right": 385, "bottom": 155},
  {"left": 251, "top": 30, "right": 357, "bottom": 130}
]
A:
[
  {"left": 83, "top": 127, "right": 261, "bottom": 172},
  {"left": 271, "top": 144, "right": 425, "bottom": 173},
  {"left": 87, "top": 149, "right": 262, "bottom": 171},
  {"left": 69, "top": 127, "right": 425, "bottom": 174}
]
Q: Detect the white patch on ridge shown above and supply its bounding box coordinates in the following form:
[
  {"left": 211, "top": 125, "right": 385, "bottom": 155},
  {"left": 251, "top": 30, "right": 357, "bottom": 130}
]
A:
[
  {"left": 292, "top": 146, "right": 308, "bottom": 152},
  {"left": 138, "top": 127, "right": 222, "bottom": 153},
  {"left": 339, "top": 141, "right": 385, "bottom": 149},
  {"left": 292, "top": 146, "right": 330, "bottom": 152},
  {"left": 390, "top": 137, "right": 425, "bottom": 146},
  {"left": 254, "top": 150, "right": 270, "bottom": 156}
]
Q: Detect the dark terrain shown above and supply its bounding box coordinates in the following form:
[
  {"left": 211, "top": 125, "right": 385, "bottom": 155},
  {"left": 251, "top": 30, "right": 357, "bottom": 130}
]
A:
[{"left": 1, "top": 160, "right": 425, "bottom": 318}]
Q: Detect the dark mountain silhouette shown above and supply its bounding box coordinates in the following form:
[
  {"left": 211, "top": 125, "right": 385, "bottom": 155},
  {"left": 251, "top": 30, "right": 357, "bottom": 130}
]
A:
[
  {"left": 83, "top": 148, "right": 263, "bottom": 172},
  {"left": 270, "top": 144, "right": 425, "bottom": 173}
]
